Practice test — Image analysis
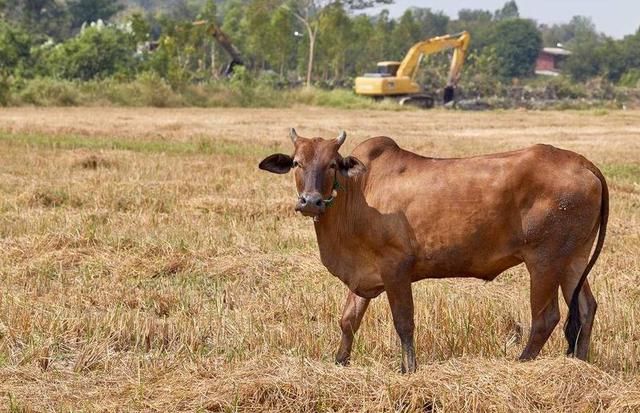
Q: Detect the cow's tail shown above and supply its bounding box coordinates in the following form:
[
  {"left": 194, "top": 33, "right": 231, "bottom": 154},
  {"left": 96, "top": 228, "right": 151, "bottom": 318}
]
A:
[{"left": 564, "top": 164, "right": 609, "bottom": 356}]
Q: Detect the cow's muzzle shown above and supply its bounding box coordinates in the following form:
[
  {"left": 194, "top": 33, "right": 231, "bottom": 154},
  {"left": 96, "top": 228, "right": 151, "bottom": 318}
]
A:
[{"left": 295, "top": 192, "right": 326, "bottom": 217}]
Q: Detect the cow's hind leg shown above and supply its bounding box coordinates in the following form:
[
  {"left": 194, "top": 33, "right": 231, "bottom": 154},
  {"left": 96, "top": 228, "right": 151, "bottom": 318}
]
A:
[
  {"left": 560, "top": 251, "right": 598, "bottom": 360},
  {"left": 335, "top": 290, "right": 370, "bottom": 366},
  {"left": 519, "top": 261, "right": 562, "bottom": 360}
]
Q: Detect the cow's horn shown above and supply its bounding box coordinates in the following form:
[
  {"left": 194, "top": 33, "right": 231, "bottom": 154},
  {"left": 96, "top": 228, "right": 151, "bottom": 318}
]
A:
[
  {"left": 289, "top": 128, "right": 299, "bottom": 143},
  {"left": 336, "top": 130, "right": 346, "bottom": 147}
]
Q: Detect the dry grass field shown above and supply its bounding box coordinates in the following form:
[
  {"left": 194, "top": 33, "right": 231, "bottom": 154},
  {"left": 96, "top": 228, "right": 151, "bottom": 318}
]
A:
[{"left": 0, "top": 107, "right": 639, "bottom": 412}]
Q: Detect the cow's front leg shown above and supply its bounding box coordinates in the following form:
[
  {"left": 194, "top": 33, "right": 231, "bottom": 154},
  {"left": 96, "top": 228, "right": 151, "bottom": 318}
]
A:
[
  {"left": 335, "top": 290, "right": 370, "bottom": 365},
  {"left": 385, "top": 278, "right": 416, "bottom": 373}
]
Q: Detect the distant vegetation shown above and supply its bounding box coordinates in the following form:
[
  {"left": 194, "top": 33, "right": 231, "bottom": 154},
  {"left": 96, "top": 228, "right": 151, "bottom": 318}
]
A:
[{"left": 1, "top": 0, "right": 639, "bottom": 108}]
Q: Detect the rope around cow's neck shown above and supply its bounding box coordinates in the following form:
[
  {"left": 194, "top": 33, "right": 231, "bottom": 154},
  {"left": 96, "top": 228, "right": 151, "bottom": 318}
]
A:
[
  {"left": 312, "top": 174, "right": 341, "bottom": 223},
  {"left": 322, "top": 172, "right": 342, "bottom": 207}
]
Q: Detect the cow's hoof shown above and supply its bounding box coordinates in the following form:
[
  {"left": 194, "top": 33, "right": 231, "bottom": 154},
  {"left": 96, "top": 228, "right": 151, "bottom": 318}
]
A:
[
  {"left": 335, "top": 355, "right": 350, "bottom": 366},
  {"left": 400, "top": 363, "right": 417, "bottom": 374}
]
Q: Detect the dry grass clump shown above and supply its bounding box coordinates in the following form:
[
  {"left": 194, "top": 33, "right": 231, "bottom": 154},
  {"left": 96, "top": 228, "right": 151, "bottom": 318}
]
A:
[
  {"left": 0, "top": 107, "right": 638, "bottom": 411},
  {"left": 203, "top": 356, "right": 640, "bottom": 412},
  {"left": 73, "top": 153, "right": 115, "bottom": 170},
  {"left": 29, "top": 187, "right": 74, "bottom": 208}
]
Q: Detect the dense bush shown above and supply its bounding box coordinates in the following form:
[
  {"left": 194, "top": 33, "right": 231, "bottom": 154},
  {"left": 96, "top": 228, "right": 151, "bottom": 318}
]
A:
[
  {"left": 4, "top": 74, "right": 632, "bottom": 110},
  {"left": 545, "top": 76, "right": 587, "bottom": 99},
  {"left": 565, "top": 30, "right": 640, "bottom": 83},
  {"left": 620, "top": 69, "right": 640, "bottom": 88},
  {"left": 43, "top": 26, "right": 138, "bottom": 80},
  {"left": 0, "top": 21, "right": 33, "bottom": 76},
  {"left": 16, "top": 78, "right": 81, "bottom": 106},
  {"left": 0, "top": 72, "right": 11, "bottom": 105}
]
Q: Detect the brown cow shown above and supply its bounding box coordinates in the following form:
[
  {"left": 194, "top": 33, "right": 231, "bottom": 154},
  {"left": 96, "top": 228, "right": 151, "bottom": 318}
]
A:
[{"left": 259, "top": 129, "right": 608, "bottom": 373}]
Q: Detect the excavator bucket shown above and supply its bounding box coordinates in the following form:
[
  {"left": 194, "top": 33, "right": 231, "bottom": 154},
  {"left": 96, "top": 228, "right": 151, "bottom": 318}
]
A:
[{"left": 443, "top": 86, "right": 455, "bottom": 104}]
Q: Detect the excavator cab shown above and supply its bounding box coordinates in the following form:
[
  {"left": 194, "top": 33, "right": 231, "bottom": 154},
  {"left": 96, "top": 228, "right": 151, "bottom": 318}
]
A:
[
  {"left": 376, "top": 62, "right": 401, "bottom": 77},
  {"left": 361, "top": 61, "right": 401, "bottom": 78}
]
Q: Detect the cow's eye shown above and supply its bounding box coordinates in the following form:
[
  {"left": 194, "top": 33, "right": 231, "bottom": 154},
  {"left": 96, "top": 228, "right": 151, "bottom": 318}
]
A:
[{"left": 329, "top": 162, "right": 337, "bottom": 169}]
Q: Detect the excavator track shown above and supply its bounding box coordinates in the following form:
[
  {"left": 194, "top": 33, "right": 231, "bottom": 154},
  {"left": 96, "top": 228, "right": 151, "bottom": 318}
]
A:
[{"left": 399, "top": 95, "right": 435, "bottom": 109}]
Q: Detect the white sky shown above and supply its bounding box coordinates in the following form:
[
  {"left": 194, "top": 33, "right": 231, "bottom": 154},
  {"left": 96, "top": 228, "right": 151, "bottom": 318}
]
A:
[{"left": 365, "top": 0, "right": 639, "bottom": 39}]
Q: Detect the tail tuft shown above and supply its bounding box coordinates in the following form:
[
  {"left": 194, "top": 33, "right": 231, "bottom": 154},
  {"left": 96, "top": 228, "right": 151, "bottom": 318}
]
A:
[{"left": 564, "top": 289, "right": 582, "bottom": 355}]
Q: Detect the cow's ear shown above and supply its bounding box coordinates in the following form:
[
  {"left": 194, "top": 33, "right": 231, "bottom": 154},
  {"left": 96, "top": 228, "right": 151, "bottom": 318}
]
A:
[
  {"left": 339, "top": 156, "right": 366, "bottom": 177},
  {"left": 259, "top": 153, "right": 294, "bottom": 174}
]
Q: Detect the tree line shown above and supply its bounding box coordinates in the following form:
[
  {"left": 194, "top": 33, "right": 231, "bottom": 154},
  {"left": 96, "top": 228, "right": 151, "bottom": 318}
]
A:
[{"left": 1, "top": 0, "right": 640, "bottom": 92}]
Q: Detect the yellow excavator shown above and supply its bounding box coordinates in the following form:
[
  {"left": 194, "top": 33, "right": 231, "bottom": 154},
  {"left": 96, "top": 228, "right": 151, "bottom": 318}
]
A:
[{"left": 354, "top": 31, "right": 471, "bottom": 108}]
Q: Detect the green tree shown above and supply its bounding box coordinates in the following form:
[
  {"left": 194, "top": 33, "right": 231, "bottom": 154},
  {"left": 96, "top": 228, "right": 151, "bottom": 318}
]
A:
[
  {"left": 457, "top": 9, "right": 492, "bottom": 23},
  {"left": 129, "top": 12, "right": 151, "bottom": 43},
  {"left": 390, "top": 10, "right": 420, "bottom": 60},
  {"left": 564, "top": 39, "right": 604, "bottom": 81},
  {"left": 492, "top": 18, "right": 542, "bottom": 79},
  {"left": 0, "top": 21, "right": 33, "bottom": 75},
  {"left": 268, "top": 6, "right": 296, "bottom": 76},
  {"left": 288, "top": 0, "right": 392, "bottom": 87},
  {"left": 243, "top": 0, "right": 279, "bottom": 70},
  {"left": 167, "top": 0, "right": 202, "bottom": 21},
  {"left": 3, "top": 0, "right": 71, "bottom": 39},
  {"left": 369, "top": 9, "right": 394, "bottom": 61},
  {"left": 494, "top": 0, "right": 519, "bottom": 21},
  {"left": 196, "top": 0, "right": 220, "bottom": 76},
  {"left": 316, "top": 2, "right": 352, "bottom": 80},
  {"left": 349, "top": 14, "right": 376, "bottom": 76},
  {"left": 220, "top": 0, "right": 247, "bottom": 54},
  {"left": 564, "top": 26, "right": 640, "bottom": 83},
  {"left": 44, "top": 26, "right": 138, "bottom": 80},
  {"left": 620, "top": 29, "right": 640, "bottom": 79},
  {"left": 412, "top": 8, "right": 449, "bottom": 39},
  {"left": 148, "top": 14, "right": 218, "bottom": 85},
  {"left": 199, "top": 0, "right": 216, "bottom": 20},
  {"left": 600, "top": 39, "right": 626, "bottom": 82},
  {"left": 568, "top": 16, "right": 599, "bottom": 43},
  {"left": 449, "top": 8, "right": 495, "bottom": 52},
  {"left": 68, "top": 0, "right": 124, "bottom": 29},
  {"left": 541, "top": 15, "right": 599, "bottom": 47}
]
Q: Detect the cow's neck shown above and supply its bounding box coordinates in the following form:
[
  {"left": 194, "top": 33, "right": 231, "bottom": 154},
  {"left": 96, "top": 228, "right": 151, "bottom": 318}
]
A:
[
  {"left": 313, "top": 173, "right": 361, "bottom": 263},
  {"left": 314, "top": 173, "right": 348, "bottom": 225}
]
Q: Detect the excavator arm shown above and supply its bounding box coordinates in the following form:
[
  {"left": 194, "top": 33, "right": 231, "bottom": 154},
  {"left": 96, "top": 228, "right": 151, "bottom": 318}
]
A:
[
  {"left": 396, "top": 31, "right": 470, "bottom": 102},
  {"left": 445, "top": 33, "right": 471, "bottom": 88},
  {"left": 193, "top": 20, "right": 244, "bottom": 76}
]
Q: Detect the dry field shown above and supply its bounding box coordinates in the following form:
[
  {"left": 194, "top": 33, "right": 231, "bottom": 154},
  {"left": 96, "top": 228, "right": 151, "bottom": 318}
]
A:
[{"left": 0, "top": 107, "right": 639, "bottom": 412}]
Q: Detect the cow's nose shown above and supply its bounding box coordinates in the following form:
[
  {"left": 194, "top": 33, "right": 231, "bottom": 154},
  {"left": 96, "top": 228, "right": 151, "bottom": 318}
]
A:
[{"left": 296, "top": 192, "right": 325, "bottom": 216}]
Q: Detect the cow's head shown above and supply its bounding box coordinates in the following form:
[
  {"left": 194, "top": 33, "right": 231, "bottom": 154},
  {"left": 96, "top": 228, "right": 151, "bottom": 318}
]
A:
[{"left": 259, "top": 129, "right": 366, "bottom": 217}]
